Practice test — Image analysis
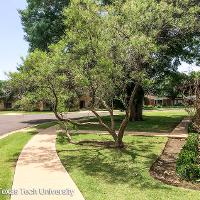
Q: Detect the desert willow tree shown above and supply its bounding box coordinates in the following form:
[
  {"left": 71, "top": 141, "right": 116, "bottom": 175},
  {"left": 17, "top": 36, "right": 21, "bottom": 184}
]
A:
[
  {"left": 62, "top": 0, "right": 200, "bottom": 144},
  {"left": 10, "top": 0, "right": 200, "bottom": 147},
  {"left": 51, "top": 0, "right": 155, "bottom": 147},
  {"left": 8, "top": 0, "right": 154, "bottom": 148}
]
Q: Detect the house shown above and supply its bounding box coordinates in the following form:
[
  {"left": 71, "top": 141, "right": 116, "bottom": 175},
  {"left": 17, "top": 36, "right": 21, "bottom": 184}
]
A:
[{"left": 144, "top": 95, "right": 184, "bottom": 106}]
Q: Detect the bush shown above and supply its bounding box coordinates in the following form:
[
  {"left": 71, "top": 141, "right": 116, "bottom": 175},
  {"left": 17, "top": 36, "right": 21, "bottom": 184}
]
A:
[
  {"left": 155, "top": 105, "right": 163, "bottom": 108},
  {"left": 176, "top": 133, "right": 200, "bottom": 181},
  {"left": 182, "top": 133, "right": 199, "bottom": 153},
  {"left": 177, "top": 163, "right": 200, "bottom": 180},
  {"left": 177, "top": 150, "right": 198, "bottom": 166},
  {"left": 143, "top": 105, "right": 156, "bottom": 110},
  {"left": 188, "top": 123, "right": 198, "bottom": 134}
]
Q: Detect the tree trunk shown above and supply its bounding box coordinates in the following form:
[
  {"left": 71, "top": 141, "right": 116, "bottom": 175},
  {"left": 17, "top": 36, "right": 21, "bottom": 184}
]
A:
[
  {"left": 129, "top": 85, "right": 144, "bottom": 121},
  {"left": 115, "top": 138, "right": 124, "bottom": 148},
  {"left": 115, "top": 84, "right": 140, "bottom": 148}
]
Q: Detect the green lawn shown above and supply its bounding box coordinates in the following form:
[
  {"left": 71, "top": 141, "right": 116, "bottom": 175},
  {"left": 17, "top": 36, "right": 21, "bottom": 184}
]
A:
[
  {"left": 0, "top": 129, "right": 37, "bottom": 200},
  {"left": 57, "top": 133, "right": 200, "bottom": 200},
  {"left": 77, "top": 109, "right": 187, "bottom": 133}
]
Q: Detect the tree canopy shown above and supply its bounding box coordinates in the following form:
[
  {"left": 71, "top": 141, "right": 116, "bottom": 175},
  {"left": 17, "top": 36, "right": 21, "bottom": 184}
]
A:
[
  {"left": 9, "top": 0, "right": 200, "bottom": 147},
  {"left": 149, "top": 71, "right": 188, "bottom": 103}
]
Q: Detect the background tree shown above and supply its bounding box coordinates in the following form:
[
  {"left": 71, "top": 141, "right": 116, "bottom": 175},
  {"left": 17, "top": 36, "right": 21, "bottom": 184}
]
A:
[
  {"left": 0, "top": 80, "right": 16, "bottom": 107},
  {"left": 19, "top": 0, "right": 112, "bottom": 51},
  {"left": 19, "top": 0, "right": 70, "bottom": 51},
  {"left": 150, "top": 72, "right": 187, "bottom": 105},
  {"left": 0, "top": 80, "right": 5, "bottom": 98}
]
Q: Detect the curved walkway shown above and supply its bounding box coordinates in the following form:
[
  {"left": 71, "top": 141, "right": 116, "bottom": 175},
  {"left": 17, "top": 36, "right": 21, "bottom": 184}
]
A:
[
  {"left": 11, "top": 127, "right": 85, "bottom": 200},
  {"left": 10, "top": 116, "right": 189, "bottom": 199}
]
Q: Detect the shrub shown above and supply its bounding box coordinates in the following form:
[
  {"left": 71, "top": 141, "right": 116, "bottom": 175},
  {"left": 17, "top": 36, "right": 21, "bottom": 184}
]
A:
[
  {"left": 188, "top": 124, "right": 198, "bottom": 134},
  {"left": 182, "top": 133, "right": 199, "bottom": 154},
  {"left": 155, "top": 105, "right": 163, "bottom": 108},
  {"left": 176, "top": 133, "right": 200, "bottom": 181},
  {"left": 143, "top": 105, "right": 156, "bottom": 110}
]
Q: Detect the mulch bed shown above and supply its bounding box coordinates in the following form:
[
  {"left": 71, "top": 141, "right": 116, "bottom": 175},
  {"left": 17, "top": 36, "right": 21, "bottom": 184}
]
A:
[{"left": 150, "top": 137, "right": 200, "bottom": 190}]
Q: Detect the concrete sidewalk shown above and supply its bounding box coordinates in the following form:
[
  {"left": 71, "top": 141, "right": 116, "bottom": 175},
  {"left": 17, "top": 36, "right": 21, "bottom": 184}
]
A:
[{"left": 11, "top": 127, "right": 85, "bottom": 200}]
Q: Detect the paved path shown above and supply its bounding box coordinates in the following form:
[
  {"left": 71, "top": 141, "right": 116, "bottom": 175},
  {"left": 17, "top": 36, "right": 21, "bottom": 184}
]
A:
[
  {"left": 170, "top": 118, "right": 191, "bottom": 136},
  {"left": 11, "top": 127, "right": 85, "bottom": 200},
  {"left": 150, "top": 118, "right": 196, "bottom": 189}
]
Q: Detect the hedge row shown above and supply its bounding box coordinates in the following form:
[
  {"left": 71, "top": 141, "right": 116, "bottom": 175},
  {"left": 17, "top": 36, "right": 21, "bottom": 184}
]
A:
[{"left": 176, "top": 133, "right": 200, "bottom": 181}]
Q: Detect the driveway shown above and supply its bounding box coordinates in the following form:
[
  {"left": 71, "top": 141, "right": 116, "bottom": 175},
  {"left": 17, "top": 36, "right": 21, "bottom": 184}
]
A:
[{"left": 0, "top": 111, "right": 111, "bottom": 137}]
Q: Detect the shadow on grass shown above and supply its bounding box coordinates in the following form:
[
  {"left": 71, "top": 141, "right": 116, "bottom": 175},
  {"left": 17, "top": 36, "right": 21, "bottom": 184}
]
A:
[
  {"left": 57, "top": 134, "right": 172, "bottom": 191},
  {"left": 77, "top": 115, "right": 184, "bottom": 133}
]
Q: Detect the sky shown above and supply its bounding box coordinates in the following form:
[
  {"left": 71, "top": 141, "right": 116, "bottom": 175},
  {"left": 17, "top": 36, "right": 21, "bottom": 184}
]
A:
[
  {"left": 0, "top": 1, "right": 199, "bottom": 80},
  {"left": 0, "top": 0, "right": 28, "bottom": 80}
]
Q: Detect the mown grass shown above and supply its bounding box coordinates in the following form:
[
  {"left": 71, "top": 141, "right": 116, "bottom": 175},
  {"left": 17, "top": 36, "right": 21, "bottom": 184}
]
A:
[
  {"left": 57, "top": 133, "right": 200, "bottom": 200},
  {"left": 0, "top": 129, "right": 37, "bottom": 200},
  {"left": 77, "top": 109, "right": 187, "bottom": 133}
]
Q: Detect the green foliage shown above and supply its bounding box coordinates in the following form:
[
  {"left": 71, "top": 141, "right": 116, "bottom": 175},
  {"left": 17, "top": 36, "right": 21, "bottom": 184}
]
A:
[
  {"left": 182, "top": 134, "right": 199, "bottom": 153},
  {"left": 143, "top": 105, "right": 156, "bottom": 110},
  {"left": 19, "top": 0, "right": 113, "bottom": 51},
  {"left": 19, "top": 0, "right": 70, "bottom": 51},
  {"left": 57, "top": 121, "right": 77, "bottom": 132},
  {"left": 11, "top": 0, "right": 200, "bottom": 128},
  {"left": 0, "top": 80, "right": 5, "bottom": 98},
  {"left": 57, "top": 132, "right": 66, "bottom": 144},
  {"left": 188, "top": 123, "right": 198, "bottom": 134},
  {"left": 149, "top": 71, "right": 188, "bottom": 102},
  {"left": 14, "top": 96, "right": 38, "bottom": 111},
  {"left": 8, "top": 46, "right": 82, "bottom": 113},
  {"left": 176, "top": 133, "right": 200, "bottom": 181},
  {"left": 0, "top": 80, "right": 16, "bottom": 103}
]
